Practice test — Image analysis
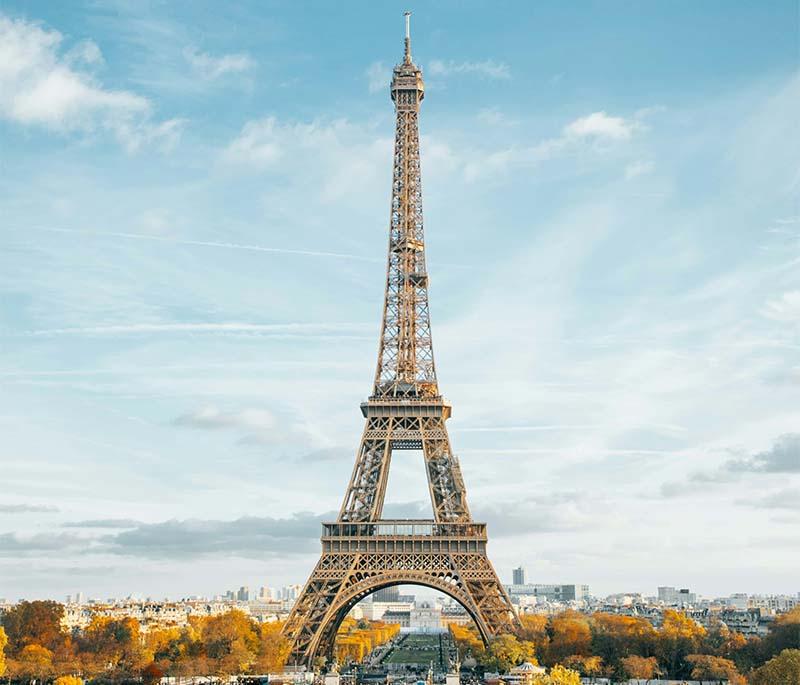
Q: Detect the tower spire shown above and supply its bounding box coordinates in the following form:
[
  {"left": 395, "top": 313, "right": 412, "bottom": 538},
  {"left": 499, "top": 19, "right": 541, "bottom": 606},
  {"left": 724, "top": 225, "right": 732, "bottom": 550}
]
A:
[{"left": 404, "top": 11, "right": 412, "bottom": 64}]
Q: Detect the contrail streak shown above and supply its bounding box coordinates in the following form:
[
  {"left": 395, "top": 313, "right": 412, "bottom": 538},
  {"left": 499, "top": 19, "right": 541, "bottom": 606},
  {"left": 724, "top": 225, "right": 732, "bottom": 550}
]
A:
[{"left": 28, "top": 227, "right": 382, "bottom": 263}]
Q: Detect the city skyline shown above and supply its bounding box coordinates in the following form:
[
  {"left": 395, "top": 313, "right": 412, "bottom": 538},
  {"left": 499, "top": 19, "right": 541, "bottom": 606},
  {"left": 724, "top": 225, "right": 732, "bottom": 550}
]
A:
[{"left": 1, "top": 1, "right": 799, "bottom": 602}]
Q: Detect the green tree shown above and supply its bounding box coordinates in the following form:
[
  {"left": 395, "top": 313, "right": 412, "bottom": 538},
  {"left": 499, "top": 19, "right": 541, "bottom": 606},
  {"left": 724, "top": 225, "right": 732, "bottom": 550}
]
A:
[
  {"left": 762, "top": 607, "right": 800, "bottom": 660},
  {"left": 749, "top": 648, "right": 800, "bottom": 685}
]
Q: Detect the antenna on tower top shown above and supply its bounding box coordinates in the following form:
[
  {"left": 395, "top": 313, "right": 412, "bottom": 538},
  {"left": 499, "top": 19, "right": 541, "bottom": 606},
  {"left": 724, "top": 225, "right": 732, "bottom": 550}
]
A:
[{"left": 404, "top": 11, "right": 412, "bottom": 63}]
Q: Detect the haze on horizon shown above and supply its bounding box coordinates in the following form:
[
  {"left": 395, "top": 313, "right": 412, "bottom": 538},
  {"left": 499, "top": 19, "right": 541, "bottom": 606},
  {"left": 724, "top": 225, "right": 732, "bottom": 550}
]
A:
[{"left": 0, "top": 1, "right": 798, "bottom": 602}]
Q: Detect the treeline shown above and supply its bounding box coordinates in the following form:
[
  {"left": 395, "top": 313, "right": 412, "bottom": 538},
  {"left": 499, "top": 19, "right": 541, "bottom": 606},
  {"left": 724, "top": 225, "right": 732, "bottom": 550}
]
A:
[
  {"left": 449, "top": 608, "right": 800, "bottom": 684},
  {"left": 334, "top": 618, "right": 400, "bottom": 664},
  {"left": 0, "top": 601, "right": 293, "bottom": 683}
]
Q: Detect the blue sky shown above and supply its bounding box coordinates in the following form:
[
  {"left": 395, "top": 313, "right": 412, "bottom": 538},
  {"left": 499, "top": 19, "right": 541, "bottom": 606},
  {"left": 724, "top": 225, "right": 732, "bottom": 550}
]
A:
[{"left": 1, "top": 1, "right": 798, "bottom": 602}]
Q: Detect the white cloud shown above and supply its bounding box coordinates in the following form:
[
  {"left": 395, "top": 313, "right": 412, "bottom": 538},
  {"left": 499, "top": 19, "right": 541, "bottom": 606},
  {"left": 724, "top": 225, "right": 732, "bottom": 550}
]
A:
[
  {"left": 183, "top": 47, "right": 254, "bottom": 79},
  {"left": 564, "top": 111, "right": 641, "bottom": 140},
  {"left": 428, "top": 59, "right": 511, "bottom": 80},
  {"left": 366, "top": 60, "right": 390, "bottom": 93},
  {"left": 0, "top": 13, "right": 183, "bottom": 150},
  {"left": 463, "top": 110, "right": 643, "bottom": 181}
]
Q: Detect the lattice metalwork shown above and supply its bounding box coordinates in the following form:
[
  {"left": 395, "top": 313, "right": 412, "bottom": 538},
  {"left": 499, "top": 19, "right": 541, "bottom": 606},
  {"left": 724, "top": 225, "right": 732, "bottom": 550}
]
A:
[{"left": 282, "top": 15, "right": 518, "bottom": 667}]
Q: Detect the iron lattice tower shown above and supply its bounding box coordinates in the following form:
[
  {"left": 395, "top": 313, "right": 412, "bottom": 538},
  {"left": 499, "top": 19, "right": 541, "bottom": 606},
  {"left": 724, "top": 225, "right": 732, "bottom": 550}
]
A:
[{"left": 283, "top": 14, "right": 518, "bottom": 666}]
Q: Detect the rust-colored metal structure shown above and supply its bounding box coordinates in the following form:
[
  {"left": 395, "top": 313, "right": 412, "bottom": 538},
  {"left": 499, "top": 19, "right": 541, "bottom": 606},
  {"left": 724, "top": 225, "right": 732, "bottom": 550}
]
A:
[{"left": 282, "top": 14, "right": 518, "bottom": 666}]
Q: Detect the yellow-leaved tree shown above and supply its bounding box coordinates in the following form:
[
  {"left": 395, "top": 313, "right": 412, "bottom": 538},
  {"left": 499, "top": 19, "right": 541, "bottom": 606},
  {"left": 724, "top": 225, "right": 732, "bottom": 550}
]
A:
[
  {"left": 532, "top": 664, "right": 581, "bottom": 685},
  {"left": 0, "top": 627, "right": 7, "bottom": 677},
  {"left": 53, "top": 676, "right": 83, "bottom": 685}
]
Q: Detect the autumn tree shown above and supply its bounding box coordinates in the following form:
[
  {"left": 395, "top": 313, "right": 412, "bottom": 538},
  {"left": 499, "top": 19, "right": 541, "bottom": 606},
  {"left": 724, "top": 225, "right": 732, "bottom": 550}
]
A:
[
  {"left": 749, "top": 648, "right": 800, "bottom": 685},
  {"left": 1, "top": 600, "right": 65, "bottom": 654},
  {"left": 655, "top": 609, "right": 706, "bottom": 678},
  {"left": 517, "top": 614, "right": 549, "bottom": 656},
  {"left": 449, "top": 624, "right": 485, "bottom": 661},
  {"left": 0, "top": 627, "right": 7, "bottom": 677},
  {"left": 13, "top": 644, "right": 54, "bottom": 684},
  {"left": 53, "top": 676, "right": 82, "bottom": 685},
  {"left": 79, "top": 616, "right": 151, "bottom": 681},
  {"left": 685, "top": 654, "right": 745, "bottom": 685},
  {"left": 254, "top": 621, "right": 292, "bottom": 673},
  {"left": 620, "top": 654, "right": 659, "bottom": 680},
  {"left": 480, "top": 634, "right": 537, "bottom": 672},
  {"left": 590, "top": 612, "right": 656, "bottom": 675},
  {"left": 532, "top": 664, "right": 581, "bottom": 685},
  {"left": 200, "top": 609, "right": 258, "bottom": 677},
  {"left": 545, "top": 612, "right": 591, "bottom": 666},
  {"left": 560, "top": 654, "right": 603, "bottom": 678}
]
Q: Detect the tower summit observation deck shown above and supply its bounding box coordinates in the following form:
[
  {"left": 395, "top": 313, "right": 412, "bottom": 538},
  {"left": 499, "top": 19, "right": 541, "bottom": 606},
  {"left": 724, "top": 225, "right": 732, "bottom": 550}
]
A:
[{"left": 281, "top": 14, "right": 519, "bottom": 666}]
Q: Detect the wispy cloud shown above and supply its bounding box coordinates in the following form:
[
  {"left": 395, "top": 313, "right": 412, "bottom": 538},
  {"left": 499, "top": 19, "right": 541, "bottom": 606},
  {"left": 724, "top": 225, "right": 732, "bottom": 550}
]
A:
[
  {"left": 0, "top": 13, "right": 184, "bottom": 151},
  {"left": 463, "top": 110, "right": 644, "bottom": 181},
  {"left": 184, "top": 47, "right": 254, "bottom": 79},
  {"left": 428, "top": 59, "right": 511, "bottom": 80},
  {"left": 365, "top": 61, "right": 390, "bottom": 93},
  {"left": 763, "top": 291, "right": 800, "bottom": 322},
  {"left": 742, "top": 488, "right": 800, "bottom": 511},
  {"left": 17, "top": 322, "right": 371, "bottom": 338},
  {"left": 0, "top": 503, "right": 59, "bottom": 513}
]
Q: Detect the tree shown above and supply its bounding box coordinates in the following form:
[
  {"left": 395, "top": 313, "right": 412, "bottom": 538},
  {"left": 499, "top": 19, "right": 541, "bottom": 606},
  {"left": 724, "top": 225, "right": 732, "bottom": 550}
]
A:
[
  {"left": 142, "top": 661, "right": 165, "bottom": 685},
  {"left": 655, "top": 609, "right": 706, "bottom": 678},
  {"left": 560, "top": 655, "right": 603, "bottom": 678},
  {"left": 79, "top": 616, "right": 151, "bottom": 681},
  {"left": 749, "top": 648, "right": 800, "bottom": 685},
  {"left": 517, "top": 614, "right": 550, "bottom": 655},
  {"left": 54, "top": 677, "right": 83, "bottom": 685},
  {"left": 532, "top": 664, "right": 581, "bottom": 685},
  {"left": 0, "top": 627, "right": 7, "bottom": 677},
  {"left": 620, "top": 655, "right": 659, "bottom": 680},
  {"left": 480, "top": 634, "right": 536, "bottom": 673},
  {"left": 590, "top": 613, "right": 656, "bottom": 674},
  {"left": 14, "top": 644, "right": 54, "bottom": 684},
  {"left": 200, "top": 610, "right": 258, "bottom": 676},
  {"left": 762, "top": 607, "right": 800, "bottom": 660},
  {"left": 254, "top": 621, "right": 292, "bottom": 673},
  {"left": 546, "top": 613, "right": 591, "bottom": 665},
  {"left": 1, "top": 600, "right": 65, "bottom": 653},
  {"left": 685, "top": 654, "right": 745, "bottom": 685}
]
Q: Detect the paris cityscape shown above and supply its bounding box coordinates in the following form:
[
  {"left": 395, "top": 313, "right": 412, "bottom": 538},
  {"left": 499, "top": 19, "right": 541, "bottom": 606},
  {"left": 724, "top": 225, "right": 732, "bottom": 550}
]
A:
[{"left": 1, "top": 2, "right": 799, "bottom": 685}]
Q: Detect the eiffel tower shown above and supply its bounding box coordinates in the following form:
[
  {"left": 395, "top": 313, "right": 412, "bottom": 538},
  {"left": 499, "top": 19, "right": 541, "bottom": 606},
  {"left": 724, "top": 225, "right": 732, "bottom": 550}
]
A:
[{"left": 282, "top": 13, "right": 519, "bottom": 667}]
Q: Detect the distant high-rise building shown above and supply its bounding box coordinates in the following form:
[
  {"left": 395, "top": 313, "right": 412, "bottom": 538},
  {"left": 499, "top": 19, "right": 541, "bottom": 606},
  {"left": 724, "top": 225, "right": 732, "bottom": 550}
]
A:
[
  {"left": 237, "top": 586, "right": 250, "bottom": 602},
  {"left": 66, "top": 594, "right": 72, "bottom": 604},
  {"left": 373, "top": 586, "right": 400, "bottom": 602},
  {"left": 513, "top": 567, "right": 527, "bottom": 586},
  {"left": 75, "top": 592, "right": 84, "bottom": 605},
  {"left": 658, "top": 586, "right": 696, "bottom": 606}
]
